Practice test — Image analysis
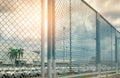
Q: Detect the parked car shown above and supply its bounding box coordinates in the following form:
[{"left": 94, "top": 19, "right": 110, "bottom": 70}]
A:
[{"left": 0, "top": 70, "right": 6, "bottom": 78}]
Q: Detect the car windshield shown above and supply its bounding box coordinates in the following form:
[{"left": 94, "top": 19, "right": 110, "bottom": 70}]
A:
[
  {"left": 16, "top": 70, "right": 19, "bottom": 72},
  {"left": 4, "top": 70, "right": 15, "bottom": 73}
]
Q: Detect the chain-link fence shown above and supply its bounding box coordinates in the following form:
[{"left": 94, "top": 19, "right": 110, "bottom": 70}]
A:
[
  {"left": 0, "top": 0, "right": 120, "bottom": 78},
  {"left": 55, "top": 0, "right": 97, "bottom": 75},
  {"left": 97, "top": 15, "right": 116, "bottom": 71},
  {"left": 0, "top": 0, "right": 43, "bottom": 78},
  {"left": 55, "top": 0, "right": 71, "bottom": 75},
  {"left": 54, "top": 0, "right": 120, "bottom": 78},
  {"left": 117, "top": 31, "right": 120, "bottom": 70}
]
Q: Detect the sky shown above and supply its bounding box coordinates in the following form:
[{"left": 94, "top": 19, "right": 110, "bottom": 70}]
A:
[{"left": 85, "top": 0, "right": 120, "bottom": 31}]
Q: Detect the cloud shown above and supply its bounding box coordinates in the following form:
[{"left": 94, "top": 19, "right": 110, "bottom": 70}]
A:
[
  {"left": 0, "top": 0, "right": 41, "bottom": 51},
  {"left": 85, "top": 0, "right": 120, "bottom": 30},
  {"left": 0, "top": 0, "right": 38, "bottom": 13}
]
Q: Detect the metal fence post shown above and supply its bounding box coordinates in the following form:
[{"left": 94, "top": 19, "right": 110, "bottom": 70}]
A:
[
  {"left": 47, "top": 0, "right": 52, "bottom": 78},
  {"left": 115, "top": 34, "right": 118, "bottom": 73},
  {"left": 47, "top": 0, "right": 55, "bottom": 78},
  {"left": 96, "top": 13, "right": 101, "bottom": 77},
  {"left": 52, "top": 0, "right": 56, "bottom": 78},
  {"left": 41, "top": 0, "right": 46, "bottom": 78},
  {"left": 69, "top": 0, "right": 72, "bottom": 73}
]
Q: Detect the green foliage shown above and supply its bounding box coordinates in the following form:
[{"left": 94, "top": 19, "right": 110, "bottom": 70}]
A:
[{"left": 7, "top": 47, "right": 24, "bottom": 61}]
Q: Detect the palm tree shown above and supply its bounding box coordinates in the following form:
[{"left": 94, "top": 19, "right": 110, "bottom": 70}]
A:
[
  {"left": 7, "top": 47, "right": 24, "bottom": 66},
  {"left": 17, "top": 48, "right": 24, "bottom": 59},
  {"left": 8, "top": 47, "right": 17, "bottom": 61}
]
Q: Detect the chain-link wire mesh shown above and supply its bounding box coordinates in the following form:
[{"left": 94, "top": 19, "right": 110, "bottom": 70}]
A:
[
  {"left": 117, "top": 31, "right": 120, "bottom": 70},
  {"left": 55, "top": 0, "right": 96, "bottom": 76},
  {"left": 0, "top": 0, "right": 42, "bottom": 77},
  {"left": 0, "top": 0, "right": 120, "bottom": 78},
  {"left": 97, "top": 15, "right": 116, "bottom": 71},
  {"left": 55, "top": 0, "right": 118, "bottom": 77},
  {"left": 71, "top": 0, "right": 96, "bottom": 73},
  {"left": 55, "top": 0, "right": 70, "bottom": 75}
]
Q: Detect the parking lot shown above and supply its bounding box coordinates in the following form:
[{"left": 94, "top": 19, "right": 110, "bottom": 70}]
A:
[{"left": 0, "top": 66, "right": 42, "bottom": 78}]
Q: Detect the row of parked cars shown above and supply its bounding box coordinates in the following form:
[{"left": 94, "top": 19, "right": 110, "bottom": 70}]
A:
[
  {"left": 0, "top": 66, "right": 115, "bottom": 77},
  {"left": 56, "top": 66, "right": 116, "bottom": 75},
  {"left": 56, "top": 66, "right": 96, "bottom": 75},
  {"left": 0, "top": 68, "right": 41, "bottom": 78}
]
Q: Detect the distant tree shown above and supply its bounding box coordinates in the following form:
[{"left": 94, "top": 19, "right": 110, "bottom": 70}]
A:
[
  {"left": 7, "top": 47, "right": 24, "bottom": 66},
  {"left": 17, "top": 48, "right": 24, "bottom": 59}
]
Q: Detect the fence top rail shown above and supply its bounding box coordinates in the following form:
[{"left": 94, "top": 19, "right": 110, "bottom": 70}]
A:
[{"left": 81, "top": 0, "right": 117, "bottom": 31}]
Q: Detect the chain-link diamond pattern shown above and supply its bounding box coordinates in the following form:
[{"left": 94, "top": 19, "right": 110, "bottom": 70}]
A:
[{"left": 0, "top": 0, "right": 42, "bottom": 77}]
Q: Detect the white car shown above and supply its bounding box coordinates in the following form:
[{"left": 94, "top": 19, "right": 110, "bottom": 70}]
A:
[
  {"left": 6, "top": 70, "right": 15, "bottom": 75},
  {"left": 15, "top": 70, "right": 24, "bottom": 77},
  {"left": 0, "top": 70, "right": 6, "bottom": 77},
  {"left": 33, "top": 70, "right": 41, "bottom": 76}
]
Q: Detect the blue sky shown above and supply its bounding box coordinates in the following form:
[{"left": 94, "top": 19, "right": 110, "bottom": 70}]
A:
[{"left": 85, "top": 0, "right": 120, "bottom": 30}]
